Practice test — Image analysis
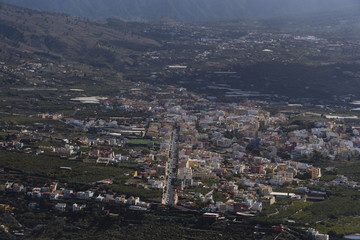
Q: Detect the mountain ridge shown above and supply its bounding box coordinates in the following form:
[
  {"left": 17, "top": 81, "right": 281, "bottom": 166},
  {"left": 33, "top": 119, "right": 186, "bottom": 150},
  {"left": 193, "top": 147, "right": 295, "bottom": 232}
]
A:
[{"left": 1, "top": 0, "right": 359, "bottom": 22}]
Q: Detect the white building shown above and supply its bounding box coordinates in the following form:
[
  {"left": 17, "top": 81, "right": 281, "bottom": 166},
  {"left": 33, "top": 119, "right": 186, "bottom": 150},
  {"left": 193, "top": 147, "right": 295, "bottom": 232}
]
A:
[
  {"left": 49, "top": 193, "right": 59, "bottom": 200},
  {"left": 56, "top": 203, "right": 66, "bottom": 212},
  {"left": 307, "top": 228, "right": 329, "bottom": 240},
  {"left": 95, "top": 195, "right": 104, "bottom": 202},
  {"left": 72, "top": 203, "right": 86, "bottom": 212},
  {"left": 251, "top": 202, "right": 262, "bottom": 212}
]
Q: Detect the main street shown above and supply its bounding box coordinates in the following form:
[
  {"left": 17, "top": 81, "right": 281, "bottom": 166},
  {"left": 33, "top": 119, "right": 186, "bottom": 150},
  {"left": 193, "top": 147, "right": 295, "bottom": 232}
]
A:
[{"left": 163, "top": 127, "right": 179, "bottom": 205}]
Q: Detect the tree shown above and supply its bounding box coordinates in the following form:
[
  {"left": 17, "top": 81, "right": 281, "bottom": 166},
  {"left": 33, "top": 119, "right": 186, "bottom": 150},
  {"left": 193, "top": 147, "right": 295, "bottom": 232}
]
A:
[
  {"left": 296, "top": 172, "right": 312, "bottom": 180},
  {"left": 223, "top": 159, "right": 231, "bottom": 167}
]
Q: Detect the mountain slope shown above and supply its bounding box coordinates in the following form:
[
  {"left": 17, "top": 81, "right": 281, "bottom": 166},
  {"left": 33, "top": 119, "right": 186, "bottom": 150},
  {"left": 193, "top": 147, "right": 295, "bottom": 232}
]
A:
[
  {"left": 1, "top": 0, "right": 359, "bottom": 21},
  {"left": 0, "top": 2, "right": 160, "bottom": 70}
]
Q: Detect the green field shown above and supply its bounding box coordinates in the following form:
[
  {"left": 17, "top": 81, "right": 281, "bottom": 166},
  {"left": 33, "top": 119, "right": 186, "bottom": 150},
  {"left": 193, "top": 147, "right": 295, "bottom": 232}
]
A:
[
  {"left": 260, "top": 188, "right": 360, "bottom": 236},
  {"left": 0, "top": 151, "right": 131, "bottom": 183}
]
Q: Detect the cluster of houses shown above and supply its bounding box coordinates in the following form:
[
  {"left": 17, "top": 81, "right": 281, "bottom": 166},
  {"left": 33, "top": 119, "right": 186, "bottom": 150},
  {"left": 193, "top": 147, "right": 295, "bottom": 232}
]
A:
[
  {"left": 1, "top": 181, "right": 150, "bottom": 213},
  {"left": 307, "top": 228, "right": 329, "bottom": 240},
  {"left": 0, "top": 141, "right": 24, "bottom": 149}
]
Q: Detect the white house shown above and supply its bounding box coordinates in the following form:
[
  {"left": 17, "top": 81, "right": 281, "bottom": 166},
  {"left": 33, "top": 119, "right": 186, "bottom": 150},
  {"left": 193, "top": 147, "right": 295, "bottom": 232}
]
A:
[
  {"left": 72, "top": 203, "right": 86, "bottom": 212},
  {"left": 56, "top": 203, "right": 66, "bottom": 212}
]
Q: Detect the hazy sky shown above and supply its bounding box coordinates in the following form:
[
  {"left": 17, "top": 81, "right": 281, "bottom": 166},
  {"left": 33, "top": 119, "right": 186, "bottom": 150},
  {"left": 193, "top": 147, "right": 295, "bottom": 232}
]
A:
[{"left": 1, "top": 0, "right": 359, "bottom": 21}]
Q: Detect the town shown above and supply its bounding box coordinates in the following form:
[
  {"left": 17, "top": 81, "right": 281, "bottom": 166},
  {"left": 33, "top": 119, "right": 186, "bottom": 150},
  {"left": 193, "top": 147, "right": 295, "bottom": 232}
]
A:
[
  {"left": 2, "top": 1, "right": 360, "bottom": 240},
  {"left": 3, "top": 82, "right": 360, "bottom": 239}
]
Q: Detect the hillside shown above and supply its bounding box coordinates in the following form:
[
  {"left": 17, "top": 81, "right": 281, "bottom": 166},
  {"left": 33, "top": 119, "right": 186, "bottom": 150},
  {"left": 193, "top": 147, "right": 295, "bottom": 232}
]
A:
[
  {"left": 2, "top": 2, "right": 360, "bottom": 103},
  {"left": 1, "top": 0, "right": 359, "bottom": 22},
  {"left": 0, "top": 2, "right": 160, "bottom": 70}
]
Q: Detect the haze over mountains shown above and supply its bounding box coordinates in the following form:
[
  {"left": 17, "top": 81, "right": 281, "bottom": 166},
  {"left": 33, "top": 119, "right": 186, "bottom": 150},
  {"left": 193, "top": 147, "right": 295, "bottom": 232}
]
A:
[
  {"left": 2, "top": 1, "right": 360, "bottom": 102},
  {"left": 1, "top": 0, "right": 359, "bottom": 21}
]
